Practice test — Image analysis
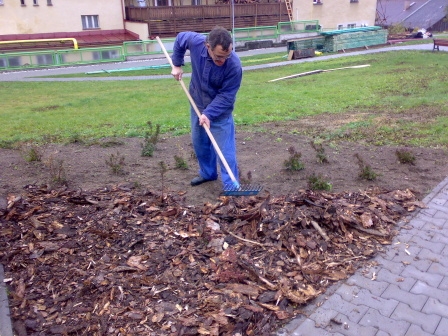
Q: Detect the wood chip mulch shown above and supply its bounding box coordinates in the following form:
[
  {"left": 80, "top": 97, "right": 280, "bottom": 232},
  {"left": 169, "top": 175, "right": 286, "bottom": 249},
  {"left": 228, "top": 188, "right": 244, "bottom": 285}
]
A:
[{"left": 0, "top": 185, "right": 425, "bottom": 336}]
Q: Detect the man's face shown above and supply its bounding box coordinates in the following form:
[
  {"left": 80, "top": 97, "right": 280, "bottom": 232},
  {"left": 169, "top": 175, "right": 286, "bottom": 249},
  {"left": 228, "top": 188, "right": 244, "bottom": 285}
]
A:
[{"left": 207, "top": 43, "right": 232, "bottom": 66}]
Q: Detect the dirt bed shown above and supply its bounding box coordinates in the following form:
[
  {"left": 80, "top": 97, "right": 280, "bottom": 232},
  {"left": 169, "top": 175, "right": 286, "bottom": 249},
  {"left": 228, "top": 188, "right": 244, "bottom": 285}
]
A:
[
  {"left": 1, "top": 115, "right": 448, "bottom": 336},
  {"left": 1, "top": 116, "right": 447, "bottom": 205}
]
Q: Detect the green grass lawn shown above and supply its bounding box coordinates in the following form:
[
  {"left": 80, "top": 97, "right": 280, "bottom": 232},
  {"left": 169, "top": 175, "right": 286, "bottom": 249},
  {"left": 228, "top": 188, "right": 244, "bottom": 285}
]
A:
[{"left": 1, "top": 49, "right": 447, "bottom": 148}]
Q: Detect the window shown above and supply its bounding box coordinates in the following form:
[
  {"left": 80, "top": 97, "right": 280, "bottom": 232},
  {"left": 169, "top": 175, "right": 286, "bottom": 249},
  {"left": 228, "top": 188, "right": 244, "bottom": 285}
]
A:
[
  {"left": 337, "top": 24, "right": 344, "bottom": 30},
  {"left": 0, "top": 57, "right": 21, "bottom": 68},
  {"left": 347, "top": 23, "right": 356, "bottom": 28},
  {"left": 81, "top": 15, "right": 100, "bottom": 30},
  {"left": 33, "top": 0, "right": 38, "bottom": 5},
  {"left": 0, "top": 0, "right": 4, "bottom": 5},
  {"left": 350, "top": 0, "right": 359, "bottom": 3},
  {"left": 305, "top": 24, "right": 319, "bottom": 31},
  {"left": 313, "top": 0, "right": 323, "bottom": 4},
  {"left": 155, "top": 0, "right": 169, "bottom": 6},
  {"left": 9, "top": 57, "right": 21, "bottom": 67},
  {"left": 20, "top": 0, "right": 26, "bottom": 5},
  {"left": 192, "top": 0, "right": 201, "bottom": 5},
  {"left": 36, "top": 54, "right": 53, "bottom": 65},
  {"left": 47, "top": 0, "right": 52, "bottom": 4},
  {"left": 93, "top": 50, "right": 120, "bottom": 60}
]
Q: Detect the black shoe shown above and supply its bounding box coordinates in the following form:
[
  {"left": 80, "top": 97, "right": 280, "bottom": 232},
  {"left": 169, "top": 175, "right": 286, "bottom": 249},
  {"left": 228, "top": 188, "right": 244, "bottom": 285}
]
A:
[{"left": 190, "top": 176, "right": 211, "bottom": 186}]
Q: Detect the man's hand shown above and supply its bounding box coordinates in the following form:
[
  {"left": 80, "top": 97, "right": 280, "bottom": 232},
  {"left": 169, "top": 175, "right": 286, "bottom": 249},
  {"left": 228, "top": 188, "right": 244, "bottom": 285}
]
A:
[
  {"left": 199, "top": 114, "right": 210, "bottom": 129},
  {"left": 171, "top": 66, "right": 183, "bottom": 81}
]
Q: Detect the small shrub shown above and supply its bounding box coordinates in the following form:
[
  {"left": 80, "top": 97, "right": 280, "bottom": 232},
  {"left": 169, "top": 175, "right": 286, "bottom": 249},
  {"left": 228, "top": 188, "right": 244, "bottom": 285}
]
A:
[
  {"left": 45, "top": 155, "right": 67, "bottom": 185},
  {"left": 387, "top": 23, "right": 407, "bottom": 35},
  {"left": 22, "top": 143, "right": 42, "bottom": 162},
  {"left": 310, "top": 141, "right": 329, "bottom": 164},
  {"left": 308, "top": 173, "right": 332, "bottom": 191},
  {"left": 174, "top": 155, "right": 188, "bottom": 170},
  {"left": 105, "top": 151, "right": 126, "bottom": 175},
  {"left": 284, "top": 146, "right": 304, "bottom": 171},
  {"left": 141, "top": 121, "right": 161, "bottom": 157},
  {"left": 354, "top": 153, "right": 377, "bottom": 180},
  {"left": 0, "top": 140, "right": 15, "bottom": 149},
  {"left": 66, "top": 133, "right": 84, "bottom": 144},
  {"left": 395, "top": 149, "right": 416, "bottom": 165}
]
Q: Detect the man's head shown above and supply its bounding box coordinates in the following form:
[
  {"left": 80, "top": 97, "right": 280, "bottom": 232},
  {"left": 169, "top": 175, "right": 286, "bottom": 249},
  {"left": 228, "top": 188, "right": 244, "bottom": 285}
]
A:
[
  {"left": 206, "top": 26, "right": 233, "bottom": 51},
  {"left": 206, "top": 26, "right": 233, "bottom": 66}
]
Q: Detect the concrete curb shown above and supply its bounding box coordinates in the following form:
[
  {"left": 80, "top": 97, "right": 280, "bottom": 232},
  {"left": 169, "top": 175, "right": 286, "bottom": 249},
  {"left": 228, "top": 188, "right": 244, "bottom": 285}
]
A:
[{"left": 0, "top": 264, "right": 13, "bottom": 336}]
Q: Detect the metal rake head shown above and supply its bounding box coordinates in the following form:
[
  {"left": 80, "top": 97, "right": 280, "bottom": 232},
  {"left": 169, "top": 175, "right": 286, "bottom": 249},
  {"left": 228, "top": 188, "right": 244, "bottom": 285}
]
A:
[{"left": 221, "top": 184, "right": 263, "bottom": 196}]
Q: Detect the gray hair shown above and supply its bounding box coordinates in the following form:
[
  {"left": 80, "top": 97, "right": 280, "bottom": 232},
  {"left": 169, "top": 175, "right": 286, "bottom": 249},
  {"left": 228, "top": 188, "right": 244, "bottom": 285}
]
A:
[{"left": 206, "top": 26, "right": 233, "bottom": 51}]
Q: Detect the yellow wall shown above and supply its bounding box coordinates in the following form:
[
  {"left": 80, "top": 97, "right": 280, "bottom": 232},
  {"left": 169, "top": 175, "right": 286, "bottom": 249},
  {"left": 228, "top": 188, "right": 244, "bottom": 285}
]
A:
[
  {"left": 124, "top": 21, "right": 149, "bottom": 40},
  {"left": 0, "top": 0, "right": 125, "bottom": 35},
  {"left": 294, "top": 0, "right": 377, "bottom": 30}
]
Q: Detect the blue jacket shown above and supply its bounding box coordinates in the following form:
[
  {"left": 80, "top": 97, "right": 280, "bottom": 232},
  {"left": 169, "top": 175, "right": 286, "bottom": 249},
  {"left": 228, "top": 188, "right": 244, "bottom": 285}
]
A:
[{"left": 171, "top": 32, "right": 243, "bottom": 122}]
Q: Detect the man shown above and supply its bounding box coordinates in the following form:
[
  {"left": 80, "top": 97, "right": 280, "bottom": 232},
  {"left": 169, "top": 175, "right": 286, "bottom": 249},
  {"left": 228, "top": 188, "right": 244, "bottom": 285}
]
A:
[{"left": 170, "top": 26, "right": 243, "bottom": 188}]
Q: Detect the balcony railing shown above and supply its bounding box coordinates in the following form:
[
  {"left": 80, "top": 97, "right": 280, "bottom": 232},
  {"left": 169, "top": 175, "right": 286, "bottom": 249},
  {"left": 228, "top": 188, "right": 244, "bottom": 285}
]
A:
[{"left": 124, "top": 2, "right": 289, "bottom": 37}]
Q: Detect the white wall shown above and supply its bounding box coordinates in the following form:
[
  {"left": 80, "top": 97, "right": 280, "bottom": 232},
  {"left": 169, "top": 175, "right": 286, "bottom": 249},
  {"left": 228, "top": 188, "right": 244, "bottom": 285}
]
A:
[
  {"left": 294, "top": 0, "right": 377, "bottom": 30},
  {"left": 0, "top": 0, "right": 124, "bottom": 35}
]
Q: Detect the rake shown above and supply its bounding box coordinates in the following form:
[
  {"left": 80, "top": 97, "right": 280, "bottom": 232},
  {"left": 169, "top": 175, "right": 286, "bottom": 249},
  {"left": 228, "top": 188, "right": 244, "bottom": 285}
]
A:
[{"left": 156, "top": 36, "right": 262, "bottom": 196}]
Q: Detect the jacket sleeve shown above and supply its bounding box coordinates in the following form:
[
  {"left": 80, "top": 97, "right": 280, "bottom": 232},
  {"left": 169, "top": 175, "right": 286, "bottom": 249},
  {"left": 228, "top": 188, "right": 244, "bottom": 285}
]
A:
[
  {"left": 171, "top": 32, "right": 195, "bottom": 67},
  {"left": 203, "top": 59, "right": 243, "bottom": 121}
]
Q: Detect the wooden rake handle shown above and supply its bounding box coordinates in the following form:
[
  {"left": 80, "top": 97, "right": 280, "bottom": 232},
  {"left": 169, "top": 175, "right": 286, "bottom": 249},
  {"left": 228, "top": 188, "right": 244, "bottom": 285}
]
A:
[{"left": 155, "top": 37, "right": 239, "bottom": 187}]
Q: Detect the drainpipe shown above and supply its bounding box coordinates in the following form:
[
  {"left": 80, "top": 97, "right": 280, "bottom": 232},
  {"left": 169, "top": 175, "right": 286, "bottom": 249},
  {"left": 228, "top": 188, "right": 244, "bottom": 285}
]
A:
[{"left": 121, "top": 0, "right": 126, "bottom": 29}]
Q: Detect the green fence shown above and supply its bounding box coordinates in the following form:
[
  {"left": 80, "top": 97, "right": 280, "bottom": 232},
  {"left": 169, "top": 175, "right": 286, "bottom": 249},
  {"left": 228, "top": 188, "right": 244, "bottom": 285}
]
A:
[
  {"left": 123, "top": 25, "right": 281, "bottom": 57},
  {"left": 277, "top": 20, "right": 320, "bottom": 34},
  {"left": 0, "top": 21, "right": 320, "bottom": 70},
  {"left": 0, "top": 46, "right": 125, "bottom": 70},
  {"left": 0, "top": 23, "right": 389, "bottom": 71},
  {"left": 123, "top": 38, "right": 176, "bottom": 57}
]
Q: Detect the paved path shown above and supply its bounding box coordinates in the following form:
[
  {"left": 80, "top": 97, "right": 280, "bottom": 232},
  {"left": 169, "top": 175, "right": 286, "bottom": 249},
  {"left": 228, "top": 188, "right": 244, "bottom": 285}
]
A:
[
  {"left": 0, "top": 264, "right": 13, "bottom": 336},
  {"left": 278, "top": 176, "right": 448, "bottom": 336}
]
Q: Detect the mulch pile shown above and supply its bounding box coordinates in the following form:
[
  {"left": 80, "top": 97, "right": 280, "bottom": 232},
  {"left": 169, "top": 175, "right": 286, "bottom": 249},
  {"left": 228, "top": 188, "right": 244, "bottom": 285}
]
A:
[{"left": 0, "top": 185, "right": 425, "bottom": 336}]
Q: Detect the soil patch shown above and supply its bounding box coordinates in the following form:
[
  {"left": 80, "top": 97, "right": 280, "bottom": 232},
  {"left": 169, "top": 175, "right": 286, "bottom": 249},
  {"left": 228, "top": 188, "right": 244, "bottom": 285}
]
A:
[
  {"left": 1, "top": 117, "right": 448, "bottom": 336},
  {"left": 1, "top": 118, "right": 447, "bottom": 205}
]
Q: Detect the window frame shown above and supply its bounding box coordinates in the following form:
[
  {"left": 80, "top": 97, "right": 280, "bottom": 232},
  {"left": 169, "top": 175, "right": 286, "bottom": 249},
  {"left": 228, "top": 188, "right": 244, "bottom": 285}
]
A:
[
  {"left": 36, "top": 54, "right": 54, "bottom": 66},
  {"left": 81, "top": 15, "right": 100, "bottom": 30},
  {"left": 155, "top": 0, "right": 170, "bottom": 6}
]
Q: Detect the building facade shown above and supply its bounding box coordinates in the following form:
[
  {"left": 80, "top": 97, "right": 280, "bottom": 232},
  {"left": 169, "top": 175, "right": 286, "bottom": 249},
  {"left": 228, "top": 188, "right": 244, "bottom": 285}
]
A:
[
  {"left": 293, "top": 0, "right": 377, "bottom": 30},
  {"left": 1, "top": 0, "right": 125, "bottom": 35}
]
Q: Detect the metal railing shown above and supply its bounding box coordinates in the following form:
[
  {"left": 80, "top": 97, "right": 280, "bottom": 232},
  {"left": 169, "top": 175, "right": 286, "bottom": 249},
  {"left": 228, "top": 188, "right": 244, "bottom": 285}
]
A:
[
  {"left": 0, "top": 46, "right": 124, "bottom": 70},
  {"left": 0, "top": 21, "right": 324, "bottom": 70}
]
